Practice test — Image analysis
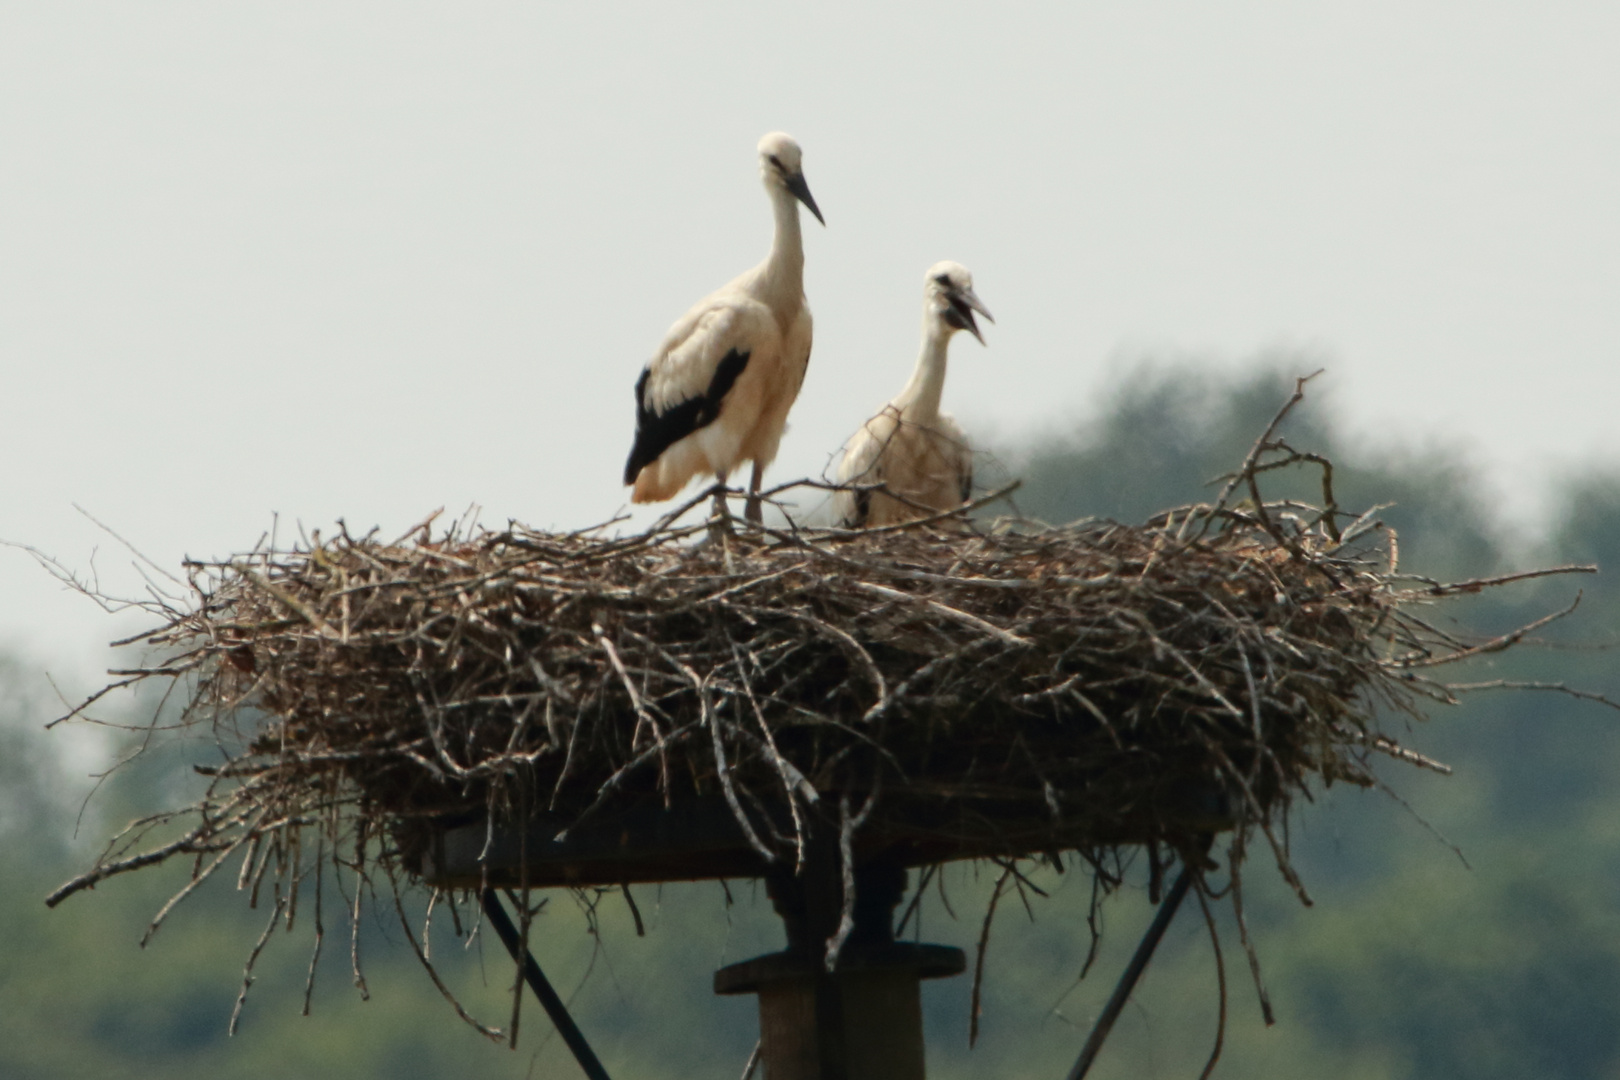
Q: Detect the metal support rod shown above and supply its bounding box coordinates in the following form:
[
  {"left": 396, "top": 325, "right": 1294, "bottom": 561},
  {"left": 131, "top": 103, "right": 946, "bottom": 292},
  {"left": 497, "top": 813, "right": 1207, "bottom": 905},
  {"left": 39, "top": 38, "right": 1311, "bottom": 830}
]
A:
[
  {"left": 480, "top": 888, "right": 613, "bottom": 1080},
  {"left": 1065, "top": 867, "right": 1194, "bottom": 1080}
]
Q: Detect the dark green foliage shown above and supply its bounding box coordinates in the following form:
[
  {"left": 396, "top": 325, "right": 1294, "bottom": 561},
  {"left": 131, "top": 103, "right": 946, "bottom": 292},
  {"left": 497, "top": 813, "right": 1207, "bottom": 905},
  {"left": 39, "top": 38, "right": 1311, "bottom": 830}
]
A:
[
  {"left": 1012, "top": 364, "right": 1503, "bottom": 580},
  {"left": 1554, "top": 473, "right": 1620, "bottom": 609},
  {"left": 0, "top": 657, "right": 72, "bottom": 860}
]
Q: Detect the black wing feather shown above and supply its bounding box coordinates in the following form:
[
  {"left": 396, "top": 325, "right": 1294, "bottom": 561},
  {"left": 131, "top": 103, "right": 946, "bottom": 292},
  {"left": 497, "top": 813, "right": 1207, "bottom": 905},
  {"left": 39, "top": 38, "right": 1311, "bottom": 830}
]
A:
[{"left": 623, "top": 348, "right": 750, "bottom": 484}]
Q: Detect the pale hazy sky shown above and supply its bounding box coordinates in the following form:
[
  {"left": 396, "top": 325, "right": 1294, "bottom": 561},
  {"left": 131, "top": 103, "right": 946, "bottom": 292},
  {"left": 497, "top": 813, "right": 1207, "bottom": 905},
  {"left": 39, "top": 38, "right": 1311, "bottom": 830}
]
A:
[{"left": 3, "top": 2, "right": 1618, "bottom": 690}]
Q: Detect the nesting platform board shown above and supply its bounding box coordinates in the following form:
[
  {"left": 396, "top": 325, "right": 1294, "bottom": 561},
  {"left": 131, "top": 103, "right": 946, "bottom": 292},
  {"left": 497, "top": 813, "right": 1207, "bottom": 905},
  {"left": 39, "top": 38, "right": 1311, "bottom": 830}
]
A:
[{"left": 415, "top": 787, "right": 1237, "bottom": 891}]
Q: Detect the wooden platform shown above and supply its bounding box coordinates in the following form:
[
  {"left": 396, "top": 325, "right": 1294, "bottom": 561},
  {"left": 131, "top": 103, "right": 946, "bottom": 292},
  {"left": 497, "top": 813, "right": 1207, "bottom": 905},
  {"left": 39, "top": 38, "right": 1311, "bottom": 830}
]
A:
[{"left": 414, "top": 788, "right": 1236, "bottom": 890}]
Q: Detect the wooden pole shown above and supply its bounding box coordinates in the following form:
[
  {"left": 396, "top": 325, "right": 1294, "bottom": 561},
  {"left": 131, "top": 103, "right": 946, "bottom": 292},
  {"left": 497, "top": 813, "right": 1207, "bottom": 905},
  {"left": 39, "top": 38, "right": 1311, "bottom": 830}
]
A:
[
  {"left": 1064, "top": 867, "right": 1193, "bottom": 1080},
  {"left": 716, "top": 852, "right": 964, "bottom": 1080},
  {"left": 480, "top": 889, "right": 614, "bottom": 1080}
]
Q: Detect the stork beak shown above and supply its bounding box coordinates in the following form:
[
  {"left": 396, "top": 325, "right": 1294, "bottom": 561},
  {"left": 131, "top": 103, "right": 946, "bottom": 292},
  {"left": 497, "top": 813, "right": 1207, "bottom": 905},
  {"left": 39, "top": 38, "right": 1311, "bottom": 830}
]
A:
[
  {"left": 785, "top": 171, "right": 825, "bottom": 225},
  {"left": 960, "top": 287, "right": 994, "bottom": 325},
  {"left": 946, "top": 287, "right": 994, "bottom": 344}
]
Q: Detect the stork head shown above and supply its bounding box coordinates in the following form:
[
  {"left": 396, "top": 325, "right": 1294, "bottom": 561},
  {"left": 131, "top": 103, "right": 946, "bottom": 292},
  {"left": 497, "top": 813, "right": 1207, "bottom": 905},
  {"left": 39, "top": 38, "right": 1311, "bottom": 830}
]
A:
[
  {"left": 925, "top": 261, "right": 994, "bottom": 345},
  {"left": 758, "top": 132, "right": 825, "bottom": 225}
]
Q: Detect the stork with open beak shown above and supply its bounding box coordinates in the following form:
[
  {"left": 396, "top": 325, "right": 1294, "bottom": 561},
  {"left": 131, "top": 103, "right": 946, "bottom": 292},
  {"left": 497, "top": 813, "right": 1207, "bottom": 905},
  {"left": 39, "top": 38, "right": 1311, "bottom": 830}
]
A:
[
  {"left": 623, "top": 132, "right": 825, "bottom": 527},
  {"left": 836, "top": 261, "right": 993, "bottom": 528}
]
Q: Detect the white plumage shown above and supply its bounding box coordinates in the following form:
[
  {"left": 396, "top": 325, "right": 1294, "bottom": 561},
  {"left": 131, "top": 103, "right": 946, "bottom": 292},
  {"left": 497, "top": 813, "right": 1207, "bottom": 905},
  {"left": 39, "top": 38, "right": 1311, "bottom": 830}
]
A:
[
  {"left": 836, "top": 261, "right": 993, "bottom": 528},
  {"left": 623, "top": 132, "right": 824, "bottom": 524}
]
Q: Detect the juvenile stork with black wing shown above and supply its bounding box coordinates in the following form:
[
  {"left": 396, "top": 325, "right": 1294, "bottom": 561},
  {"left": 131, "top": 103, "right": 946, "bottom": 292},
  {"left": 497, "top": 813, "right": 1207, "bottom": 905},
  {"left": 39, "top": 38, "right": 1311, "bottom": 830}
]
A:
[
  {"left": 836, "top": 261, "right": 993, "bottom": 528},
  {"left": 623, "top": 132, "right": 825, "bottom": 526}
]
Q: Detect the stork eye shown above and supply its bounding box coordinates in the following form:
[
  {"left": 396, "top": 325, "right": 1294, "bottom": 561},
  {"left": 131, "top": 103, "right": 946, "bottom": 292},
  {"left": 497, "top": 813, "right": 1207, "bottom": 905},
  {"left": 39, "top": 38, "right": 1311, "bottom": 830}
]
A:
[
  {"left": 934, "top": 273, "right": 952, "bottom": 286},
  {"left": 767, "top": 154, "right": 784, "bottom": 170}
]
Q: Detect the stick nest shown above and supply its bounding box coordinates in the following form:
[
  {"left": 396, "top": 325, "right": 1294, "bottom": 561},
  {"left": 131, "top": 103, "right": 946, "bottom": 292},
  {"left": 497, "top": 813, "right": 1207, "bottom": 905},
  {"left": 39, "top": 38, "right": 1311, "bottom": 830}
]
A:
[{"left": 45, "top": 397, "right": 1586, "bottom": 1042}]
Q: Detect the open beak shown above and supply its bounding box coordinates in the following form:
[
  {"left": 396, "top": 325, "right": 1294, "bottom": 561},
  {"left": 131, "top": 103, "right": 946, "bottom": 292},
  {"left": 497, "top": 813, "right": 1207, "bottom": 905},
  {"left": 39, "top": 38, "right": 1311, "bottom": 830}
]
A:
[
  {"left": 785, "top": 171, "right": 825, "bottom": 226},
  {"left": 946, "top": 287, "right": 994, "bottom": 344}
]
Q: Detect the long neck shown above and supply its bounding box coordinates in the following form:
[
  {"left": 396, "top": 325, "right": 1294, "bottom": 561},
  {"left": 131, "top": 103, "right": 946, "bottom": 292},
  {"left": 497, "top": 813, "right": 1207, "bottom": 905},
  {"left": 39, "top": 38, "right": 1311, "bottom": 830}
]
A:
[
  {"left": 754, "top": 185, "right": 805, "bottom": 313},
  {"left": 896, "top": 315, "right": 952, "bottom": 423}
]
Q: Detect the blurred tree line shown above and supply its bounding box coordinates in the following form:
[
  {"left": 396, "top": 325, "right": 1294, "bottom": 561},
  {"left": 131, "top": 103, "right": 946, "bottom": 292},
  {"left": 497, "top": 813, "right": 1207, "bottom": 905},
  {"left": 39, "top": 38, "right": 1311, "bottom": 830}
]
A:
[{"left": 3, "top": 364, "right": 1619, "bottom": 1079}]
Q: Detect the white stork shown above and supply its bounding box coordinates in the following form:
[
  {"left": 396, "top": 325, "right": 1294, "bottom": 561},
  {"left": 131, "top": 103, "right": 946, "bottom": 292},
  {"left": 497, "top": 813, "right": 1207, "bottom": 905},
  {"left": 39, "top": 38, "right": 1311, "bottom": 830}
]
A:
[
  {"left": 835, "top": 261, "right": 993, "bottom": 527},
  {"left": 623, "top": 132, "right": 825, "bottom": 525}
]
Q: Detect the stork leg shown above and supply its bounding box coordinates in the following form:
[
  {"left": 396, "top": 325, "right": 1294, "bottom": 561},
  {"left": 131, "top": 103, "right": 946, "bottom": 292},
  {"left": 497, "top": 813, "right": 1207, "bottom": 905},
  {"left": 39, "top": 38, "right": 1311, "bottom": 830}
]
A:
[
  {"left": 708, "top": 478, "right": 740, "bottom": 572},
  {"left": 709, "top": 478, "right": 739, "bottom": 578},
  {"left": 744, "top": 462, "right": 765, "bottom": 526},
  {"left": 709, "top": 476, "right": 734, "bottom": 537}
]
